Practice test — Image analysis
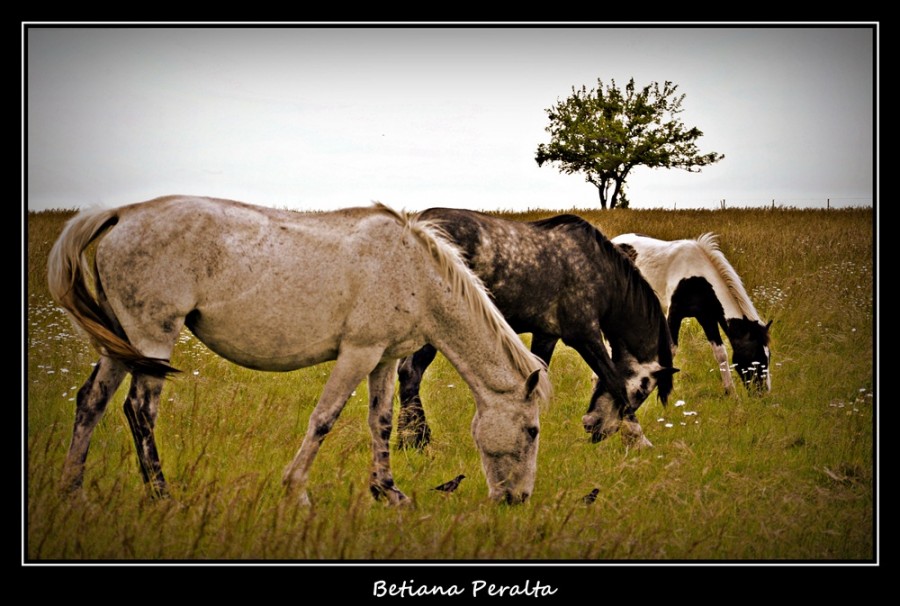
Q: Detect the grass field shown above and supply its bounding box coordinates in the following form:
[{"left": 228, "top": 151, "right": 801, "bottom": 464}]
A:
[{"left": 24, "top": 205, "right": 875, "bottom": 563}]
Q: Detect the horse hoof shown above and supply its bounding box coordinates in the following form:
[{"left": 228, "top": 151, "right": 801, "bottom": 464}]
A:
[
  {"left": 370, "top": 484, "right": 409, "bottom": 506},
  {"left": 625, "top": 435, "right": 654, "bottom": 450}
]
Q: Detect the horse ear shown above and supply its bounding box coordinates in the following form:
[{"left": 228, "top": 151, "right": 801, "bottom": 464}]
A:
[
  {"left": 654, "top": 367, "right": 680, "bottom": 378},
  {"left": 525, "top": 369, "right": 542, "bottom": 400}
]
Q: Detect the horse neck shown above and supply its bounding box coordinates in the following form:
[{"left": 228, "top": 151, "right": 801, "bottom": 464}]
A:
[
  {"left": 425, "top": 274, "right": 544, "bottom": 400},
  {"left": 600, "top": 264, "right": 668, "bottom": 364},
  {"left": 430, "top": 325, "right": 534, "bottom": 401},
  {"left": 409, "top": 220, "right": 545, "bottom": 401},
  {"left": 695, "top": 235, "right": 761, "bottom": 323}
]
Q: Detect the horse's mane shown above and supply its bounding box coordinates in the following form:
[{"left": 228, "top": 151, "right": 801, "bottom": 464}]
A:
[
  {"left": 694, "top": 233, "right": 761, "bottom": 322},
  {"left": 375, "top": 203, "right": 551, "bottom": 402},
  {"left": 531, "top": 215, "right": 675, "bottom": 373}
]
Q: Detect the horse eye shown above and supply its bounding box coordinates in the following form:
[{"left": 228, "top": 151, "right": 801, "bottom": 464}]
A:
[{"left": 526, "top": 426, "right": 539, "bottom": 440}]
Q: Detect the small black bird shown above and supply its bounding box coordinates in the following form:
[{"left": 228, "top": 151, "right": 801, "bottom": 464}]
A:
[
  {"left": 582, "top": 488, "right": 600, "bottom": 504},
  {"left": 433, "top": 474, "right": 466, "bottom": 493}
]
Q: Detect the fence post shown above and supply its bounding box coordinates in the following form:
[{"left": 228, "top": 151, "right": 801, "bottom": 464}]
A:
[
  {"left": 772, "top": 199, "right": 775, "bottom": 209},
  {"left": 827, "top": 198, "right": 830, "bottom": 209}
]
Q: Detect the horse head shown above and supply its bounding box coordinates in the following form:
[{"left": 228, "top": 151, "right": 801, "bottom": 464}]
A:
[
  {"left": 581, "top": 359, "right": 679, "bottom": 443},
  {"left": 579, "top": 239, "right": 680, "bottom": 443},
  {"left": 726, "top": 316, "right": 772, "bottom": 394},
  {"left": 471, "top": 369, "right": 545, "bottom": 503}
]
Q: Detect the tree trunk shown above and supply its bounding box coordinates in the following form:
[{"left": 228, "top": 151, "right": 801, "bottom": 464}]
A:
[
  {"left": 609, "top": 178, "right": 623, "bottom": 209},
  {"left": 596, "top": 184, "right": 608, "bottom": 209}
]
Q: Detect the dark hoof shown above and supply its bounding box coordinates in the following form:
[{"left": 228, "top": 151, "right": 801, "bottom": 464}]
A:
[{"left": 370, "top": 484, "right": 410, "bottom": 506}]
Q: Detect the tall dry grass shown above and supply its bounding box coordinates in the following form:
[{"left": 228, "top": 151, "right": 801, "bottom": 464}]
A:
[{"left": 24, "top": 206, "right": 874, "bottom": 563}]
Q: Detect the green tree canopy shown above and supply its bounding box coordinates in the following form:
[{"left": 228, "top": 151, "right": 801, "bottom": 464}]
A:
[{"left": 535, "top": 78, "right": 724, "bottom": 209}]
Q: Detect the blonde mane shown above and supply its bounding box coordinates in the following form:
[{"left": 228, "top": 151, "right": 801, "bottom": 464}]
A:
[
  {"left": 374, "top": 203, "right": 550, "bottom": 402},
  {"left": 695, "top": 233, "right": 761, "bottom": 322}
]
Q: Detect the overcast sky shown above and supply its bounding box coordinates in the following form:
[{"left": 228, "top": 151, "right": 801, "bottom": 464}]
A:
[{"left": 25, "top": 24, "right": 876, "bottom": 212}]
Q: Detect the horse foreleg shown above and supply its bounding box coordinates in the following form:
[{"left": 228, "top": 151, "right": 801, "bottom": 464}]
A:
[
  {"left": 620, "top": 413, "right": 654, "bottom": 450},
  {"left": 396, "top": 344, "right": 437, "bottom": 449},
  {"left": 61, "top": 357, "right": 127, "bottom": 493},
  {"left": 710, "top": 342, "right": 735, "bottom": 395},
  {"left": 283, "top": 346, "right": 384, "bottom": 505},
  {"left": 696, "top": 316, "right": 735, "bottom": 395},
  {"left": 122, "top": 373, "right": 168, "bottom": 498},
  {"left": 367, "top": 359, "right": 408, "bottom": 505},
  {"left": 530, "top": 333, "right": 559, "bottom": 367}
]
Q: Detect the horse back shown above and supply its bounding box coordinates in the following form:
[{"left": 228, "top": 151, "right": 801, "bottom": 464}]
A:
[
  {"left": 418, "top": 208, "right": 607, "bottom": 333},
  {"left": 95, "top": 197, "right": 433, "bottom": 369},
  {"left": 613, "top": 234, "right": 715, "bottom": 308}
]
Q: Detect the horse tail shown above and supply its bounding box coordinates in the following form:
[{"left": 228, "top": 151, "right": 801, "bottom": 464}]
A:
[{"left": 47, "top": 207, "right": 179, "bottom": 377}]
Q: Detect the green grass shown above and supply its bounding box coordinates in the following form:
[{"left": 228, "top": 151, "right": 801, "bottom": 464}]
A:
[{"left": 24, "top": 207, "right": 875, "bottom": 561}]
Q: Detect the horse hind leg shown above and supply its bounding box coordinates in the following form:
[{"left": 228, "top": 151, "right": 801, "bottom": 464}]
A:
[
  {"left": 61, "top": 356, "right": 127, "bottom": 493},
  {"left": 396, "top": 344, "right": 437, "bottom": 449},
  {"left": 122, "top": 373, "right": 169, "bottom": 498},
  {"left": 367, "top": 358, "right": 408, "bottom": 505}
]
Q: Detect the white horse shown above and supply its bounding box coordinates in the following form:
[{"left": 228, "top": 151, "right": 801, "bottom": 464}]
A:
[
  {"left": 612, "top": 232, "right": 772, "bottom": 395},
  {"left": 47, "top": 196, "right": 550, "bottom": 505}
]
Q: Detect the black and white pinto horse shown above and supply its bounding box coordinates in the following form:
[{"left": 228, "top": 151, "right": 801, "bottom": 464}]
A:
[
  {"left": 397, "top": 209, "right": 678, "bottom": 449},
  {"left": 47, "top": 196, "right": 551, "bottom": 505},
  {"left": 612, "top": 232, "right": 772, "bottom": 395}
]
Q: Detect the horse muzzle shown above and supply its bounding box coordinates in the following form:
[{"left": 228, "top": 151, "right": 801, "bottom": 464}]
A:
[{"left": 582, "top": 412, "right": 617, "bottom": 443}]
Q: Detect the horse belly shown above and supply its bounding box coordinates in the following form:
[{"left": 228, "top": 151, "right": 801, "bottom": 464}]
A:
[
  {"left": 186, "top": 274, "right": 365, "bottom": 371},
  {"left": 187, "top": 310, "right": 342, "bottom": 371}
]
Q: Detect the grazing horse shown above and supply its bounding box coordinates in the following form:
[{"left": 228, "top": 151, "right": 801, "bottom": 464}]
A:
[
  {"left": 612, "top": 232, "right": 772, "bottom": 394},
  {"left": 47, "top": 196, "right": 550, "bottom": 505},
  {"left": 397, "top": 209, "right": 677, "bottom": 448}
]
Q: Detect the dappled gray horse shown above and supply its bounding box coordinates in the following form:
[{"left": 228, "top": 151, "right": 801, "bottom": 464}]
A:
[
  {"left": 397, "top": 209, "right": 677, "bottom": 449},
  {"left": 48, "top": 196, "right": 550, "bottom": 505}
]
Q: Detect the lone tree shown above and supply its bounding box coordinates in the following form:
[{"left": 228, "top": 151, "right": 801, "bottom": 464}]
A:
[{"left": 535, "top": 78, "right": 724, "bottom": 209}]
